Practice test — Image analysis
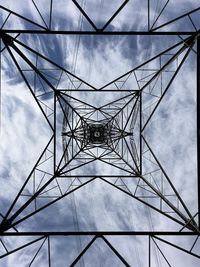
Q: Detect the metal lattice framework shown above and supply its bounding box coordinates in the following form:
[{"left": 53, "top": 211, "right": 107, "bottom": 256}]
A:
[{"left": 0, "top": 0, "right": 200, "bottom": 266}]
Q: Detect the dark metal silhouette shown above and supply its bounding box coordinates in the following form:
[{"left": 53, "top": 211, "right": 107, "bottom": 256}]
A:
[{"left": 0, "top": 0, "right": 199, "bottom": 266}]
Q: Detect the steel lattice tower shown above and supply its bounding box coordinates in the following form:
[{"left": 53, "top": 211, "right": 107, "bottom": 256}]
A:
[{"left": 0, "top": 1, "right": 200, "bottom": 266}]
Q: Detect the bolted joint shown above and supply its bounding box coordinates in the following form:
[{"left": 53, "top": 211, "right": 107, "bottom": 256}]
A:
[
  {"left": 1, "top": 33, "right": 14, "bottom": 47},
  {"left": 184, "top": 36, "right": 195, "bottom": 47},
  {"left": 55, "top": 90, "right": 60, "bottom": 96},
  {"left": 0, "top": 218, "right": 12, "bottom": 233},
  {"left": 186, "top": 219, "right": 199, "bottom": 232},
  {"left": 54, "top": 170, "right": 60, "bottom": 177}
]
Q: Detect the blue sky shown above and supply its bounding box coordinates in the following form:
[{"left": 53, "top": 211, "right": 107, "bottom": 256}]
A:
[{"left": 0, "top": 0, "right": 200, "bottom": 266}]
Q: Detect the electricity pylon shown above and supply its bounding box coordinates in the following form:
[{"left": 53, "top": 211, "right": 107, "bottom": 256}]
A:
[{"left": 0, "top": 1, "right": 200, "bottom": 266}]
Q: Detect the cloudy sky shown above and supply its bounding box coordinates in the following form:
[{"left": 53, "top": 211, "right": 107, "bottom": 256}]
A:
[{"left": 0, "top": 0, "right": 200, "bottom": 266}]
